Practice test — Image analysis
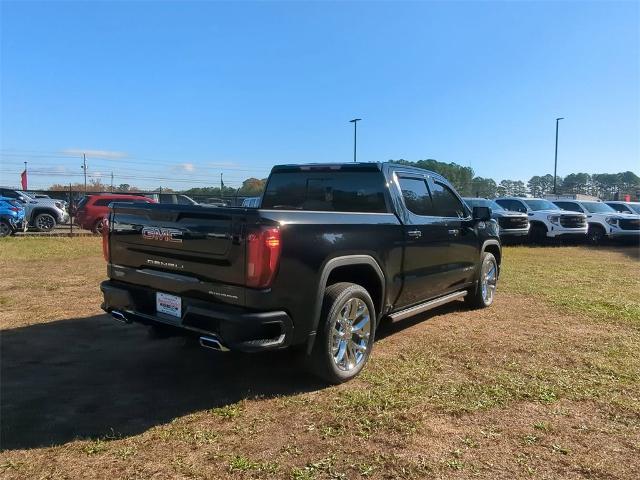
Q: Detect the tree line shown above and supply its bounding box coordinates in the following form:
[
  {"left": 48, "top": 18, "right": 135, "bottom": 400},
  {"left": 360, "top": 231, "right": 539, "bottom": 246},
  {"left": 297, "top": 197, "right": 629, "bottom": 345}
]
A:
[
  {"left": 394, "top": 159, "right": 639, "bottom": 200},
  {"left": 48, "top": 160, "right": 639, "bottom": 201}
]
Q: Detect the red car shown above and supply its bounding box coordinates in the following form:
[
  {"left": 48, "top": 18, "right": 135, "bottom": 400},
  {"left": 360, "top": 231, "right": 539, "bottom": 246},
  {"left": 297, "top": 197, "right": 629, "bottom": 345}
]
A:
[{"left": 75, "top": 194, "right": 155, "bottom": 233}]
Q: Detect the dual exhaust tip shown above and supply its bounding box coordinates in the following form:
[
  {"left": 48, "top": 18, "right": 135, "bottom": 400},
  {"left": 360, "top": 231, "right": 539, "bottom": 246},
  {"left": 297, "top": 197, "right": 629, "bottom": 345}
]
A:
[
  {"left": 110, "top": 310, "right": 229, "bottom": 352},
  {"left": 199, "top": 335, "right": 230, "bottom": 352}
]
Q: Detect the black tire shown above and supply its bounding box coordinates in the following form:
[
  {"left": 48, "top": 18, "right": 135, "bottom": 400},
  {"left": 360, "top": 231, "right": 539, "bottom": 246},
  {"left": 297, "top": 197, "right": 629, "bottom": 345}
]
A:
[
  {"left": 587, "top": 224, "right": 606, "bottom": 245},
  {"left": 0, "top": 220, "right": 12, "bottom": 237},
  {"left": 34, "top": 213, "right": 56, "bottom": 232},
  {"left": 529, "top": 223, "right": 547, "bottom": 245},
  {"left": 465, "top": 252, "right": 498, "bottom": 309},
  {"left": 309, "top": 282, "right": 376, "bottom": 384}
]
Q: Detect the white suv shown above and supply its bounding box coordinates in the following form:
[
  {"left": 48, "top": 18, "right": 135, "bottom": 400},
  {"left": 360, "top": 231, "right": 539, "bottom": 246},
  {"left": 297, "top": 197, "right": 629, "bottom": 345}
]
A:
[
  {"left": 495, "top": 197, "right": 587, "bottom": 243},
  {"left": 552, "top": 200, "right": 640, "bottom": 244}
]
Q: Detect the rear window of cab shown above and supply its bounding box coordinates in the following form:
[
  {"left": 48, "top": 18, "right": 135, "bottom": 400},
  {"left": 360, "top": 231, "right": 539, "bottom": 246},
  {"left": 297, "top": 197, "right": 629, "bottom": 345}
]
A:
[{"left": 262, "top": 172, "right": 388, "bottom": 213}]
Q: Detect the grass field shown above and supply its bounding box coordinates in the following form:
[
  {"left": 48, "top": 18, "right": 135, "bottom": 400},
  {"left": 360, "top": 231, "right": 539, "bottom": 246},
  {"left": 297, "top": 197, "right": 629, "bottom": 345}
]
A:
[{"left": 1, "top": 238, "right": 639, "bottom": 479}]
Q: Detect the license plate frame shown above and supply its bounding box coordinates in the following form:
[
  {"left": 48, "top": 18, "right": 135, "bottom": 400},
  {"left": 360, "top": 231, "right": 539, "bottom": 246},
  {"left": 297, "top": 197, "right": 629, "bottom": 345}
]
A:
[{"left": 156, "top": 292, "right": 182, "bottom": 318}]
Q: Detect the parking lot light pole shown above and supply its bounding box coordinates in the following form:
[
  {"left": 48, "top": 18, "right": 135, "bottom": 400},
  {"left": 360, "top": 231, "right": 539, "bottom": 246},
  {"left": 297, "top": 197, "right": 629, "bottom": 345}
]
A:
[
  {"left": 350, "top": 118, "right": 361, "bottom": 162},
  {"left": 554, "top": 117, "right": 564, "bottom": 194}
]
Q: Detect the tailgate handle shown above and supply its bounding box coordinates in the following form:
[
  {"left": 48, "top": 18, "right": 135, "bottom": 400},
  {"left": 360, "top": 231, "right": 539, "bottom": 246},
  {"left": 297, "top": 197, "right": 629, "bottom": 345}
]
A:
[
  {"left": 408, "top": 230, "right": 422, "bottom": 239},
  {"left": 448, "top": 229, "right": 459, "bottom": 236}
]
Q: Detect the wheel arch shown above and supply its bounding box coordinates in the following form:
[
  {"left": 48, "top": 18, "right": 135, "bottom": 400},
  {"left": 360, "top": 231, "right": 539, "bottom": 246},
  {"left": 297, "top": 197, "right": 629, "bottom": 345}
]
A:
[
  {"left": 31, "top": 206, "right": 58, "bottom": 217},
  {"left": 306, "top": 255, "right": 385, "bottom": 354},
  {"left": 481, "top": 239, "right": 502, "bottom": 268}
]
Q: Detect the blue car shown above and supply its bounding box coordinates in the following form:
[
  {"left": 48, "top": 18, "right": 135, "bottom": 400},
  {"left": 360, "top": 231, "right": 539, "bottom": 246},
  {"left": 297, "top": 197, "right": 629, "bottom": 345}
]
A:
[{"left": 0, "top": 196, "right": 26, "bottom": 237}]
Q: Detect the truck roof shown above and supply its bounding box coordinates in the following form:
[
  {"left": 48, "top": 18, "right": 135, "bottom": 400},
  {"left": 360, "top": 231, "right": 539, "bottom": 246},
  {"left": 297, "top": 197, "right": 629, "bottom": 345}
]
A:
[{"left": 270, "top": 162, "right": 447, "bottom": 182}]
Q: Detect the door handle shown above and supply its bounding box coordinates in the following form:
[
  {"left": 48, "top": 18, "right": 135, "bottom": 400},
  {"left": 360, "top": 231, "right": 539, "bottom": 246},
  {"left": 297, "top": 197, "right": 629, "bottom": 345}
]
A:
[
  {"left": 408, "top": 230, "right": 422, "bottom": 239},
  {"left": 448, "top": 229, "right": 459, "bottom": 236}
]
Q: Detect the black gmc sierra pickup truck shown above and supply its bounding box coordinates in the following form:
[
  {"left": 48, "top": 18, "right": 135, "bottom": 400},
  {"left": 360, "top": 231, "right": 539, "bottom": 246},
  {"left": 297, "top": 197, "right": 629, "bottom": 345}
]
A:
[{"left": 101, "top": 162, "right": 501, "bottom": 383}]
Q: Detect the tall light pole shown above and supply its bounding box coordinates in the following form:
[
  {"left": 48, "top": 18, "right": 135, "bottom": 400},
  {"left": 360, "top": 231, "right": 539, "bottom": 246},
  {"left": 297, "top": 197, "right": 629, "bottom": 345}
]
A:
[
  {"left": 349, "top": 118, "right": 361, "bottom": 162},
  {"left": 553, "top": 117, "right": 564, "bottom": 194},
  {"left": 81, "top": 153, "right": 87, "bottom": 193}
]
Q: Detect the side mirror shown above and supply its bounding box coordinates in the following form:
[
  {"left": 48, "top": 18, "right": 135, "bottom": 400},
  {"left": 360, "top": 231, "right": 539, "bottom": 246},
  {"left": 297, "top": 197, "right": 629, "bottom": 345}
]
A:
[{"left": 472, "top": 206, "right": 492, "bottom": 221}]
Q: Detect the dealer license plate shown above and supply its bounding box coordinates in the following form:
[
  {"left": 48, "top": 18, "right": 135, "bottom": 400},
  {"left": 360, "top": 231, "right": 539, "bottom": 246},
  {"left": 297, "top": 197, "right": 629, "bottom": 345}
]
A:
[{"left": 156, "top": 292, "right": 181, "bottom": 318}]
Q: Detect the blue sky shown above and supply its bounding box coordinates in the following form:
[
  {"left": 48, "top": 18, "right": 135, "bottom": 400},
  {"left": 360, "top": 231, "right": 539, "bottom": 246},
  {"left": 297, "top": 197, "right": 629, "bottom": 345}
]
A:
[{"left": 1, "top": 1, "right": 638, "bottom": 190}]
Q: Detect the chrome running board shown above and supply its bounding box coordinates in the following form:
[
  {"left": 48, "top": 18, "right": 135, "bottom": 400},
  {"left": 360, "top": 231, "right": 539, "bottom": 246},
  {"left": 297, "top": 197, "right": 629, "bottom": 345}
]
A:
[{"left": 389, "top": 290, "right": 467, "bottom": 322}]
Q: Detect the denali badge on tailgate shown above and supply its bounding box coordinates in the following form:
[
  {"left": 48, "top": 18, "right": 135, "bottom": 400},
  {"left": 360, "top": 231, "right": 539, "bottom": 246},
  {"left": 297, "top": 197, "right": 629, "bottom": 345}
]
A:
[{"left": 141, "top": 226, "right": 183, "bottom": 243}]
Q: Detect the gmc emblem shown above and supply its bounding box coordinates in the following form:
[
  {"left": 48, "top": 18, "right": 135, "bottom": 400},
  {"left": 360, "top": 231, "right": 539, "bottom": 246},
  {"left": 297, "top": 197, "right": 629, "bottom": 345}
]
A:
[{"left": 141, "top": 226, "right": 183, "bottom": 243}]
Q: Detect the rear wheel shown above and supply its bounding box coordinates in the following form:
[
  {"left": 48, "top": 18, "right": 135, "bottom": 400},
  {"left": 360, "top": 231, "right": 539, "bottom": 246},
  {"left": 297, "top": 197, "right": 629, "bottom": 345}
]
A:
[
  {"left": 0, "top": 220, "right": 12, "bottom": 237},
  {"left": 309, "top": 282, "right": 376, "bottom": 384},
  {"left": 587, "top": 224, "right": 606, "bottom": 245},
  {"left": 93, "top": 218, "right": 106, "bottom": 234},
  {"left": 466, "top": 252, "right": 498, "bottom": 309},
  {"left": 34, "top": 213, "right": 56, "bottom": 232}
]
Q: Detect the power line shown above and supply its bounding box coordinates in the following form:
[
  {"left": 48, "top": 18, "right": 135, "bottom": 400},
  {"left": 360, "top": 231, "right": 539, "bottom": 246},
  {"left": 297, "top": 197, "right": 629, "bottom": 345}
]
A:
[{"left": 0, "top": 150, "right": 264, "bottom": 173}]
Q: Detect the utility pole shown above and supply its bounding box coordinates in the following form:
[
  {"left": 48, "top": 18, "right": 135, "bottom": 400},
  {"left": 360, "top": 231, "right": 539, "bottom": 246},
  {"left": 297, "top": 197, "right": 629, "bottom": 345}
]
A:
[
  {"left": 110, "top": 172, "right": 114, "bottom": 192},
  {"left": 349, "top": 118, "right": 361, "bottom": 162},
  {"left": 220, "top": 172, "right": 224, "bottom": 194},
  {"left": 553, "top": 117, "right": 564, "bottom": 194},
  {"left": 81, "top": 153, "right": 87, "bottom": 193}
]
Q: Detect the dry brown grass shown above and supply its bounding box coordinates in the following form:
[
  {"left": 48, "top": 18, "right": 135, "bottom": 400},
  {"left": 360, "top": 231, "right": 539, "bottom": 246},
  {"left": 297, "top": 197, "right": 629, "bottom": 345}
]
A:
[{"left": 1, "top": 239, "right": 639, "bottom": 479}]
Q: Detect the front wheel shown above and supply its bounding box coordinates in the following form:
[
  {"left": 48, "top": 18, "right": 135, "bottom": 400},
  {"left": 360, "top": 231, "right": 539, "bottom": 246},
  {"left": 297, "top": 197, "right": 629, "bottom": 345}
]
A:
[
  {"left": 309, "top": 282, "right": 376, "bottom": 384},
  {"left": 466, "top": 252, "right": 498, "bottom": 309},
  {"left": 529, "top": 223, "right": 547, "bottom": 245},
  {"left": 587, "top": 225, "right": 606, "bottom": 245},
  {"left": 34, "top": 213, "right": 56, "bottom": 232}
]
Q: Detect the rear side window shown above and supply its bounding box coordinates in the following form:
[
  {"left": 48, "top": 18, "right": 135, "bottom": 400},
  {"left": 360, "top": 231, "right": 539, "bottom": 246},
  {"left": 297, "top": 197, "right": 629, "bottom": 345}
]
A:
[
  {"left": 430, "top": 181, "right": 466, "bottom": 218},
  {"left": 262, "top": 172, "right": 388, "bottom": 212},
  {"left": 397, "top": 177, "right": 433, "bottom": 216}
]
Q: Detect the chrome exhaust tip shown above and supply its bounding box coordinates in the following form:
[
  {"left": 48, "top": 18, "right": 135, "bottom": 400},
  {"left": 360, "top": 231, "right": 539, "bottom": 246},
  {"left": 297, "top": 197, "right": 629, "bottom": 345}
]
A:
[
  {"left": 111, "top": 310, "right": 131, "bottom": 324},
  {"left": 199, "top": 335, "right": 230, "bottom": 352}
]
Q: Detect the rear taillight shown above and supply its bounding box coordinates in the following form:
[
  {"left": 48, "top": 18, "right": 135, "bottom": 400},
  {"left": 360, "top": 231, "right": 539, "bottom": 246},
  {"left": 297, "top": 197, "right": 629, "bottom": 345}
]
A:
[
  {"left": 10, "top": 207, "right": 20, "bottom": 212},
  {"left": 102, "top": 217, "right": 110, "bottom": 262},
  {"left": 246, "top": 227, "right": 281, "bottom": 288}
]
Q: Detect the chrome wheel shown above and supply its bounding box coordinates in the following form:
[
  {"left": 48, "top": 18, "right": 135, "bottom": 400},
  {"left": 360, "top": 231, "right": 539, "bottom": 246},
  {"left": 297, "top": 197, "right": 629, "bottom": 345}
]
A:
[
  {"left": 35, "top": 214, "right": 55, "bottom": 231},
  {"left": 330, "top": 297, "right": 371, "bottom": 371},
  {"left": 480, "top": 256, "right": 498, "bottom": 305}
]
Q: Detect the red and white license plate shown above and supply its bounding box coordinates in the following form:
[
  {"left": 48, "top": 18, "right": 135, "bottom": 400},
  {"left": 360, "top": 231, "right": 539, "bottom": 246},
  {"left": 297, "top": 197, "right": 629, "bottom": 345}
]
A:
[{"left": 156, "top": 292, "right": 181, "bottom": 318}]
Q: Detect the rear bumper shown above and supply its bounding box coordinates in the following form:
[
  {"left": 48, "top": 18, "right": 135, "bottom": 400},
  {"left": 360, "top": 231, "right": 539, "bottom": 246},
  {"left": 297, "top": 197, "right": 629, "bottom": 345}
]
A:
[{"left": 100, "top": 280, "right": 293, "bottom": 352}]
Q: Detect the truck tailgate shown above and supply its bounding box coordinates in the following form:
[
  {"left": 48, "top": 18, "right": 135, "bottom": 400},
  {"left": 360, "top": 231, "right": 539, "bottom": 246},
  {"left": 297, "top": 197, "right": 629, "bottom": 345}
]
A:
[{"left": 108, "top": 203, "right": 259, "bottom": 297}]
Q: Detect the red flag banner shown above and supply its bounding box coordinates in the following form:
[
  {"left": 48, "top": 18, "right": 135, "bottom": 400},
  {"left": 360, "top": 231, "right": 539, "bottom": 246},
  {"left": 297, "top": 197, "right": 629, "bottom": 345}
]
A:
[{"left": 21, "top": 170, "right": 28, "bottom": 190}]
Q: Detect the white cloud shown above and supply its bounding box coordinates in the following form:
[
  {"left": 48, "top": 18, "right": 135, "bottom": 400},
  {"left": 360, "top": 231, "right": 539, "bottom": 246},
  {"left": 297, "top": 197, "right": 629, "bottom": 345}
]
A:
[
  {"left": 173, "top": 163, "right": 195, "bottom": 173},
  {"left": 62, "top": 149, "right": 127, "bottom": 159}
]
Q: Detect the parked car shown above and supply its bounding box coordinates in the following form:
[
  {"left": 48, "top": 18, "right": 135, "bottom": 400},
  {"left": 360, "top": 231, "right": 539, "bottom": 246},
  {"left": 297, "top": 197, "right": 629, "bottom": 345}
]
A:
[
  {"left": 495, "top": 197, "right": 587, "bottom": 243},
  {"left": 0, "top": 187, "right": 69, "bottom": 232},
  {"left": 100, "top": 162, "right": 501, "bottom": 383},
  {"left": 241, "top": 196, "right": 261, "bottom": 208},
  {"left": 0, "top": 196, "right": 26, "bottom": 237},
  {"left": 463, "top": 198, "right": 529, "bottom": 240},
  {"left": 75, "top": 193, "right": 156, "bottom": 233},
  {"left": 552, "top": 200, "right": 640, "bottom": 244},
  {"left": 145, "top": 193, "right": 199, "bottom": 205},
  {"left": 605, "top": 201, "right": 640, "bottom": 215}
]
